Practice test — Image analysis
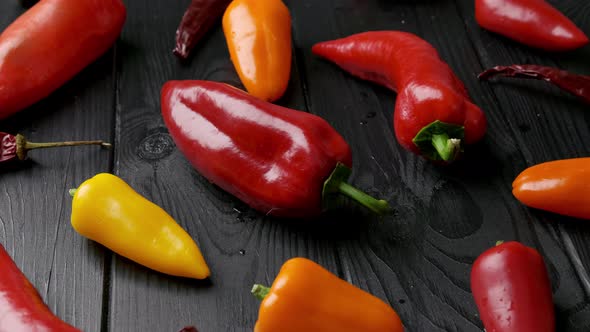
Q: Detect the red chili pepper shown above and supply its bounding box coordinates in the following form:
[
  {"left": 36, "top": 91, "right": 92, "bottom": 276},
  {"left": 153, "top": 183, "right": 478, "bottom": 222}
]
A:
[
  {"left": 161, "top": 80, "right": 392, "bottom": 217},
  {"left": 173, "top": 0, "right": 232, "bottom": 59},
  {"left": 0, "top": 244, "right": 80, "bottom": 331},
  {"left": 471, "top": 241, "right": 555, "bottom": 332},
  {"left": 0, "top": 0, "right": 126, "bottom": 120},
  {"left": 475, "top": 0, "right": 588, "bottom": 51},
  {"left": 0, "top": 132, "right": 110, "bottom": 163},
  {"left": 479, "top": 64, "right": 590, "bottom": 104},
  {"left": 312, "top": 31, "right": 487, "bottom": 162}
]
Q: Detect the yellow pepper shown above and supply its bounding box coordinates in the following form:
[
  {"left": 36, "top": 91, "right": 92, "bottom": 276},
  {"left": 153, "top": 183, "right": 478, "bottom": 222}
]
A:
[{"left": 70, "top": 173, "right": 210, "bottom": 279}]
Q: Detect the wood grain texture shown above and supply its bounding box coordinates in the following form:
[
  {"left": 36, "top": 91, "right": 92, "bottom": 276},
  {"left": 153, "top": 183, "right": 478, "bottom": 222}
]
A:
[
  {"left": 0, "top": 2, "right": 115, "bottom": 331},
  {"left": 2, "top": 0, "right": 590, "bottom": 331}
]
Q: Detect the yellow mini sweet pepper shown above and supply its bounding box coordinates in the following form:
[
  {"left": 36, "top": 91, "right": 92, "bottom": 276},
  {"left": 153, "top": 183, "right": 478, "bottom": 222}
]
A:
[{"left": 70, "top": 173, "right": 210, "bottom": 279}]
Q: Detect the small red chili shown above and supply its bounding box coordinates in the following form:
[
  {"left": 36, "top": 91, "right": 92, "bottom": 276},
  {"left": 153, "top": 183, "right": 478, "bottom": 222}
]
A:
[
  {"left": 479, "top": 64, "right": 590, "bottom": 104},
  {"left": 173, "top": 0, "right": 232, "bottom": 59},
  {"left": 471, "top": 241, "right": 555, "bottom": 332},
  {"left": 475, "top": 0, "right": 588, "bottom": 51},
  {"left": 312, "top": 31, "right": 487, "bottom": 162}
]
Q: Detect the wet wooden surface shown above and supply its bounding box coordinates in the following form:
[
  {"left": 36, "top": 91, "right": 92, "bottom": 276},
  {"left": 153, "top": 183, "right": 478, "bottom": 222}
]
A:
[{"left": 1, "top": 0, "right": 589, "bottom": 331}]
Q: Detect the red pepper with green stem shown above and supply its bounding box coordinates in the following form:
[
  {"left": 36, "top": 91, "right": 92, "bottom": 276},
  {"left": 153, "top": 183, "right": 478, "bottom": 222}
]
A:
[
  {"left": 312, "top": 31, "right": 487, "bottom": 162},
  {"left": 161, "top": 80, "right": 391, "bottom": 218},
  {"left": 0, "top": 244, "right": 80, "bottom": 331},
  {"left": 475, "top": 0, "right": 588, "bottom": 52},
  {"left": 471, "top": 241, "right": 555, "bottom": 332},
  {"left": 0, "top": 0, "right": 126, "bottom": 120}
]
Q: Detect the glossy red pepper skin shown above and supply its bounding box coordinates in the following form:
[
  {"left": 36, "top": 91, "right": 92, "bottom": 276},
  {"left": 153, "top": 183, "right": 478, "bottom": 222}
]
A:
[
  {"left": 0, "top": 244, "right": 80, "bottom": 332},
  {"left": 471, "top": 241, "right": 555, "bottom": 332},
  {"left": 0, "top": 0, "right": 126, "bottom": 120},
  {"left": 161, "top": 80, "right": 352, "bottom": 218},
  {"left": 312, "top": 31, "right": 486, "bottom": 162},
  {"left": 475, "top": 0, "right": 588, "bottom": 51}
]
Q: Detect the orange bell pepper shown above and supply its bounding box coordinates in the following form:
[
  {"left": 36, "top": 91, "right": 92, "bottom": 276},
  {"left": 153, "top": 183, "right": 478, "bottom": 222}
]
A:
[
  {"left": 513, "top": 157, "right": 590, "bottom": 219},
  {"left": 222, "top": 0, "right": 292, "bottom": 102},
  {"left": 251, "top": 257, "right": 404, "bottom": 332}
]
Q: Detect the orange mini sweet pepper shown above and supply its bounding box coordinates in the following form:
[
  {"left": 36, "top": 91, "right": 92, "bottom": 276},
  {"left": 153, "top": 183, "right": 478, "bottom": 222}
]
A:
[
  {"left": 513, "top": 157, "right": 590, "bottom": 219},
  {"left": 222, "top": 0, "right": 292, "bottom": 102},
  {"left": 251, "top": 257, "right": 404, "bottom": 332}
]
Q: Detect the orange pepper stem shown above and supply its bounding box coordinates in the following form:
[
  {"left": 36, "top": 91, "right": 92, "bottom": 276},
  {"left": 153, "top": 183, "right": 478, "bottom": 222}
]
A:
[{"left": 251, "top": 284, "right": 271, "bottom": 301}]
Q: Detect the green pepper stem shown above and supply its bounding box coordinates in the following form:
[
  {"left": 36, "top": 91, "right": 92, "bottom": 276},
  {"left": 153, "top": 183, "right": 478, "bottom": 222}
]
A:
[
  {"left": 431, "top": 134, "right": 461, "bottom": 162},
  {"left": 337, "top": 182, "right": 392, "bottom": 216},
  {"left": 251, "top": 284, "right": 271, "bottom": 300},
  {"left": 322, "top": 163, "right": 392, "bottom": 216}
]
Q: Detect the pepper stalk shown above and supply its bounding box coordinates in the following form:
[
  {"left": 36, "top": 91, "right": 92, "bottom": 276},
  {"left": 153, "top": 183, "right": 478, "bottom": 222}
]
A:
[{"left": 322, "top": 163, "right": 392, "bottom": 216}]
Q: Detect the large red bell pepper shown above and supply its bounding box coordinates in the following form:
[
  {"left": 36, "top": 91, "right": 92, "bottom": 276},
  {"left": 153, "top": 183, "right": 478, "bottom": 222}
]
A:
[
  {"left": 312, "top": 31, "right": 487, "bottom": 163},
  {"left": 475, "top": 0, "right": 588, "bottom": 51},
  {"left": 0, "top": 244, "right": 80, "bottom": 332},
  {"left": 471, "top": 241, "right": 555, "bottom": 332},
  {"left": 0, "top": 0, "right": 126, "bottom": 120},
  {"left": 161, "top": 80, "right": 391, "bottom": 218}
]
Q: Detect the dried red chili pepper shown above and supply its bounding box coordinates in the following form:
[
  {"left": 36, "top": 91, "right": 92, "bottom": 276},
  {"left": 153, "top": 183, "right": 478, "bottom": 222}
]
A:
[
  {"left": 475, "top": 0, "right": 588, "bottom": 51},
  {"left": 161, "top": 80, "right": 392, "bottom": 218},
  {"left": 173, "top": 0, "right": 232, "bottom": 59},
  {"left": 0, "top": 243, "right": 80, "bottom": 331},
  {"left": 471, "top": 241, "right": 555, "bottom": 332},
  {"left": 0, "top": 0, "right": 126, "bottom": 120},
  {"left": 479, "top": 65, "right": 590, "bottom": 104},
  {"left": 0, "top": 132, "right": 110, "bottom": 163},
  {"left": 312, "top": 31, "right": 487, "bottom": 162}
]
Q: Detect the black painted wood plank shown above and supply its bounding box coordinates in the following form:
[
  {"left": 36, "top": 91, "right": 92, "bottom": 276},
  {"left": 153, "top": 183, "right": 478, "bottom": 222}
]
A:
[
  {"left": 0, "top": 2, "right": 115, "bottom": 331},
  {"left": 291, "top": 0, "right": 590, "bottom": 331}
]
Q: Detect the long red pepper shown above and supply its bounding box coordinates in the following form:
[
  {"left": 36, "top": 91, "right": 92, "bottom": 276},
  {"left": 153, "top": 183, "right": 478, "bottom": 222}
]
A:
[
  {"left": 161, "top": 80, "right": 391, "bottom": 218},
  {"left": 173, "top": 0, "right": 232, "bottom": 59},
  {"left": 0, "top": 0, "right": 126, "bottom": 120},
  {"left": 0, "top": 132, "right": 110, "bottom": 163},
  {"left": 471, "top": 241, "right": 555, "bottom": 332},
  {"left": 479, "top": 65, "right": 590, "bottom": 104},
  {"left": 0, "top": 244, "right": 80, "bottom": 331},
  {"left": 312, "top": 31, "right": 487, "bottom": 162},
  {"left": 475, "top": 0, "right": 588, "bottom": 51}
]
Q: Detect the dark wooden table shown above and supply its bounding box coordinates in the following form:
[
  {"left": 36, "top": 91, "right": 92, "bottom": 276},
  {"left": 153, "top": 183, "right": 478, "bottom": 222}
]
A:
[{"left": 2, "top": 0, "right": 590, "bottom": 331}]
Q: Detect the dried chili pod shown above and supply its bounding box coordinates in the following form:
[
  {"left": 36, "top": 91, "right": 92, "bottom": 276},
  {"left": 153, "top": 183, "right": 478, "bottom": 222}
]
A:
[
  {"left": 0, "top": 132, "right": 110, "bottom": 163},
  {"left": 479, "top": 65, "right": 590, "bottom": 104},
  {"left": 173, "top": 0, "right": 232, "bottom": 59}
]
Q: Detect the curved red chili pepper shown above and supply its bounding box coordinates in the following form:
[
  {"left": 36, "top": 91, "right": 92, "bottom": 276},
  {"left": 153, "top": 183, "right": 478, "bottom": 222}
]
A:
[
  {"left": 475, "top": 0, "right": 588, "bottom": 51},
  {"left": 471, "top": 241, "right": 555, "bottom": 332},
  {"left": 0, "top": 244, "right": 80, "bottom": 332},
  {"left": 312, "top": 31, "right": 487, "bottom": 162},
  {"left": 0, "top": 0, "right": 126, "bottom": 120},
  {"left": 161, "top": 80, "right": 391, "bottom": 218}
]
